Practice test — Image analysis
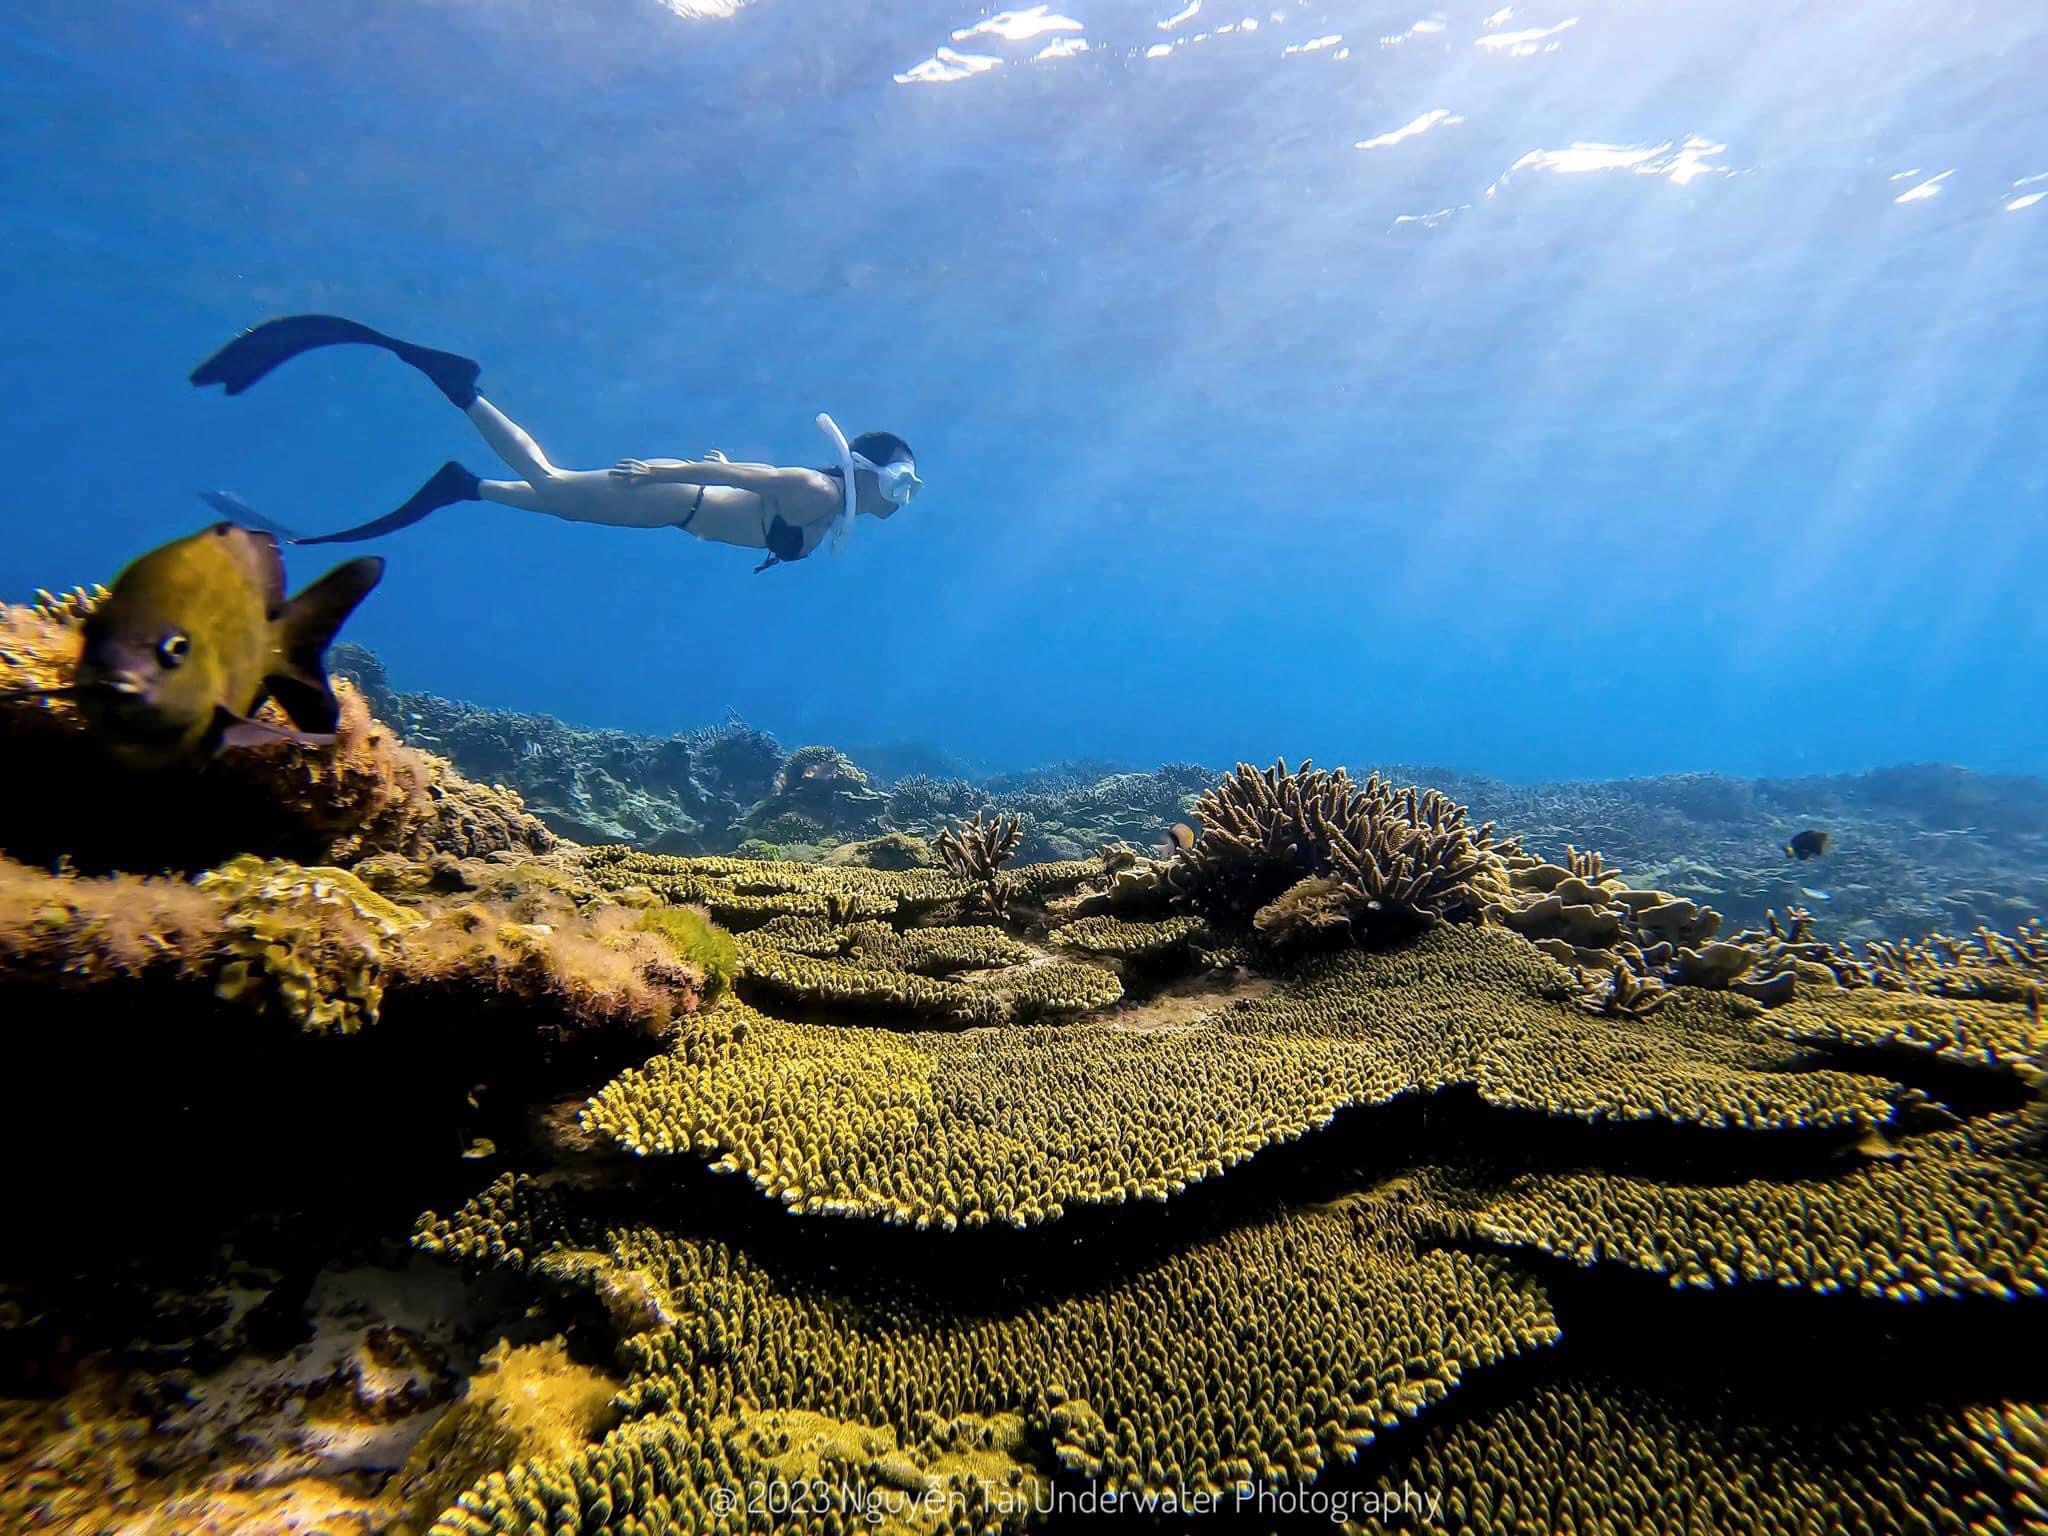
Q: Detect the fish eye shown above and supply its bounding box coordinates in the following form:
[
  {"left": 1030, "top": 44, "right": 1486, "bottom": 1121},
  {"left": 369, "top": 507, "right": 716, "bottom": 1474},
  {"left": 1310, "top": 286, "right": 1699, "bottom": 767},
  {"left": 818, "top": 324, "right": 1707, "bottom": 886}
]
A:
[{"left": 157, "top": 632, "right": 192, "bottom": 668}]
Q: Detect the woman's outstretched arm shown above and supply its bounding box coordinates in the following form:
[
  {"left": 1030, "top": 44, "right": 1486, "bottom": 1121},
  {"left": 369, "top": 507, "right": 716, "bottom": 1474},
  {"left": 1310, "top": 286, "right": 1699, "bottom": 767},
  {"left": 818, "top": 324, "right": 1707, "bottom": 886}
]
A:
[{"left": 612, "top": 458, "right": 819, "bottom": 495}]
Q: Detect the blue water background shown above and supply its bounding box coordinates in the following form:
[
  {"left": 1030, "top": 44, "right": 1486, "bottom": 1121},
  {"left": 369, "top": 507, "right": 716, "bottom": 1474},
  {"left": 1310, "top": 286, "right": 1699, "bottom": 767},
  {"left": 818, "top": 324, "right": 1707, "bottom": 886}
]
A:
[{"left": 3, "top": 0, "right": 2044, "bottom": 780}]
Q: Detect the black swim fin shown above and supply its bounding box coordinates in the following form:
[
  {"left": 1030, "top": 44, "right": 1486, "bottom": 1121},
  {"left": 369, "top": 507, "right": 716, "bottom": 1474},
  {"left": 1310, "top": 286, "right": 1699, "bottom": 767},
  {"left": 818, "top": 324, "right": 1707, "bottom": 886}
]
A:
[
  {"left": 292, "top": 461, "right": 482, "bottom": 545},
  {"left": 190, "top": 314, "right": 482, "bottom": 408}
]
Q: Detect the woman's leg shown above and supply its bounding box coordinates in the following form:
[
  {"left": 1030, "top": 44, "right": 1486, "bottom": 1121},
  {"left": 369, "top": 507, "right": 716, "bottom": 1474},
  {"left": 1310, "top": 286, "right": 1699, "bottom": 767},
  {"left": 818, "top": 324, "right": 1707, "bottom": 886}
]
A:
[
  {"left": 465, "top": 397, "right": 562, "bottom": 485},
  {"left": 477, "top": 478, "right": 545, "bottom": 510}
]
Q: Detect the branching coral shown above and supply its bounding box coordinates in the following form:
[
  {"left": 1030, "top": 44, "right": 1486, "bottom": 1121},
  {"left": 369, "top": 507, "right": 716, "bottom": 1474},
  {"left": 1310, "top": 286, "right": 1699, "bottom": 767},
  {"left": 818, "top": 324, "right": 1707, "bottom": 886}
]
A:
[
  {"left": 936, "top": 811, "right": 1024, "bottom": 913},
  {"left": 1163, "top": 761, "right": 1508, "bottom": 942}
]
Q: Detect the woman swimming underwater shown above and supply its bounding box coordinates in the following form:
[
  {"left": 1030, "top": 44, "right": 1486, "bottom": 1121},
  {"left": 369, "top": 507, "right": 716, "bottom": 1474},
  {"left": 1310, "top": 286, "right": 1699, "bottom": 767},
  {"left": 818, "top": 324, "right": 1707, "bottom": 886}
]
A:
[{"left": 190, "top": 316, "right": 922, "bottom": 571}]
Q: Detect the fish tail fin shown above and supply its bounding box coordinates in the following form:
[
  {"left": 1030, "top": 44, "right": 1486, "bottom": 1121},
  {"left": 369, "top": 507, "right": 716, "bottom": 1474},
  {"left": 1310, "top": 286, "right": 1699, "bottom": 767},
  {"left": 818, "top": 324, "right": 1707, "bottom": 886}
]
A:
[
  {"left": 269, "top": 556, "right": 385, "bottom": 733},
  {"left": 199, "top": 488, "right": 309, "bottom": 544}
]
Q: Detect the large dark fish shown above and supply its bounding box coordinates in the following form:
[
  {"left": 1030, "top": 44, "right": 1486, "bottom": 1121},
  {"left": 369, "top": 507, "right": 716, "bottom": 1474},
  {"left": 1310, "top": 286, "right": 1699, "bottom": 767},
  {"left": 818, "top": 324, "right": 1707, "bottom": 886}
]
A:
[
  {"left": 71, "top": 522, "right": 383, "bottom": 767},
  {"left": 1783, "top": 828, "right": 1830, "bottom": 861}
]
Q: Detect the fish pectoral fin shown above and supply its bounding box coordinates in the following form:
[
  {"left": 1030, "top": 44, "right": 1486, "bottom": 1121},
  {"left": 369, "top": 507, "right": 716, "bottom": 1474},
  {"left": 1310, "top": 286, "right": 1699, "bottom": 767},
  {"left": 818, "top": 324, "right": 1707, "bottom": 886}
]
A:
[
  {"left": 272, "top": 555, "right": 384, "bottom": 732},
  {"left": 214, "top": 708, "right": 337, "bottom": 754},
  {"left": 265, "top": 667, "right": 342, "bottom": 736}
]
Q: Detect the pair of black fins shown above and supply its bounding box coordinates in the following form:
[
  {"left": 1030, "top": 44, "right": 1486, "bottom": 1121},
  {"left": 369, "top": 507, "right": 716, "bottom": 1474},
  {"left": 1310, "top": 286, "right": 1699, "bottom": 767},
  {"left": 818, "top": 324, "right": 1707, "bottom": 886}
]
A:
[{"left": 190, "top": 315, "right": 485, "bottom": 545}]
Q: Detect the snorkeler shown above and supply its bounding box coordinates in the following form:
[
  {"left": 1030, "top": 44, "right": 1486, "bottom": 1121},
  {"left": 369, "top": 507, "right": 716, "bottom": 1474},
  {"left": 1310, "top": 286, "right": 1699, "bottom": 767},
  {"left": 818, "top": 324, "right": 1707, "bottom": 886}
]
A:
[{"left": 189, "top": 315, "right": 922, "bottom": 571}]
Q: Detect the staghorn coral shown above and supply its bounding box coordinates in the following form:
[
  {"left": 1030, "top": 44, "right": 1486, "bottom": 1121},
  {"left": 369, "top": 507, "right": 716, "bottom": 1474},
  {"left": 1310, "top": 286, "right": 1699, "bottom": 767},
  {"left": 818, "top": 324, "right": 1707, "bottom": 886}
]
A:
[
  {"left": 1377, "top": 1372, "right": 2048, "bottom": 1536},
  {"left": 884, "top": 772, "right": 985, "bottom": 827},
  {"left": 936, "top": 810, "right": 1023, "bottom": 915},
  {"left": 419, "top": 1187, "right": 1561, "bottom": 1535},
  {"left": 580, "top": 924, "right": 1902, "bottom": 1230},
  {"left": 936, "top": 810, "right": 1024, "bottom": 881},
  {"left": 1, "top": 596, "right": 553, "bottom": 873},
  {"left": 1165, "top": 760, "right": 1509, "bottom": 940}
]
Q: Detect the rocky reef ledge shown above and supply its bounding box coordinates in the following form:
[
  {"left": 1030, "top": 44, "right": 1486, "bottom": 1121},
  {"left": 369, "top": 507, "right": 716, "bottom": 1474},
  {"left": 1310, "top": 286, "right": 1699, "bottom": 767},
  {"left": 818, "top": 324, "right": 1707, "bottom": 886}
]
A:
[
  {"left": 334, "top": 645, "right": 2048, "bottom": 947},
  {"left": 4, "top": 595, "right": 2045, "bottom": 1536}
]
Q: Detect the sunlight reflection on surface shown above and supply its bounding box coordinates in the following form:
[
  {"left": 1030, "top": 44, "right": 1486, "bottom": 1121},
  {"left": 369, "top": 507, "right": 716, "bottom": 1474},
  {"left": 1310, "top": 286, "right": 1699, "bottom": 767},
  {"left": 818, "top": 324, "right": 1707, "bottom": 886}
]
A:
[
  {"left": 1894, "top": 169, "right": 1954, "bottom": 204},
  {"left": 1355, "top": 109, "right": 1465, "bottom": 151},
  {"left": 1473, "top": 16, "right": 1577, "bottom": 54}
]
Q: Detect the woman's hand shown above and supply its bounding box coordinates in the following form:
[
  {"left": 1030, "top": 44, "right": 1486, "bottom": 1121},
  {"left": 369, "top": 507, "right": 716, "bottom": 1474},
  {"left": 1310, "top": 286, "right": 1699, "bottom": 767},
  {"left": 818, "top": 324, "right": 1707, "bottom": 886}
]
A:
[{"left": 610, "top": 458, "right": 654, "bottom": 485}]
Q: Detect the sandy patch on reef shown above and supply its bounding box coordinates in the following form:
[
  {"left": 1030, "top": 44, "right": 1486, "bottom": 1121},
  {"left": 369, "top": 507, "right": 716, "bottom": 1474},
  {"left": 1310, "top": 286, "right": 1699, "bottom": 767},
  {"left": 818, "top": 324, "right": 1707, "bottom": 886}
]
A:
[{"left": 1106, "top": 971, "right": 1276, "bottom": 1034}]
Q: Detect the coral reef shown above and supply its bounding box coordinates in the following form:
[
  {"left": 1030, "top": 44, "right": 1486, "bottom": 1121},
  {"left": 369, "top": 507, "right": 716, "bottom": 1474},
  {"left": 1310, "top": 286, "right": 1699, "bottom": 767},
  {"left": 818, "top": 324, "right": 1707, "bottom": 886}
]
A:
[
  {"left": 332, "top": 646, "right": 782, "bottom": 856},
  {"left": 6, "top": 623, "right": 2048, "bottom": 1536},
  {"left": 577, "top": 920, "right": 1906, "bottom": 1231},
  {"left": 327, "top": 649, "right": 2048, "bottom": 943}
]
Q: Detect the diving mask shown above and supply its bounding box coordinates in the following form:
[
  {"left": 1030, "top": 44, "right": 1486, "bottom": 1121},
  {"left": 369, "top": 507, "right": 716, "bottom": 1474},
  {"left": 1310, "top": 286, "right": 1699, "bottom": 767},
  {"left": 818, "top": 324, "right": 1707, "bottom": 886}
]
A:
[{"left": 854, "top": 452, "right": 923, "bottom": 507}]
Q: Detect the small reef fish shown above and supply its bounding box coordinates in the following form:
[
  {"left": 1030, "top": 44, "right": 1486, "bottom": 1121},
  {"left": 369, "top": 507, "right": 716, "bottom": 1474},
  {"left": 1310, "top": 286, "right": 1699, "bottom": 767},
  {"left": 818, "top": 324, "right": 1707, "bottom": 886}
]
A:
[
  {"left": 71, "top": 521, "right": 383, "bottom": 768},
  {"left": 1163, "top": 822, "right": 1199, "bottom": 855},
  {"left": 1783, "top": 829, "right": 1830, "bottom": 861}
]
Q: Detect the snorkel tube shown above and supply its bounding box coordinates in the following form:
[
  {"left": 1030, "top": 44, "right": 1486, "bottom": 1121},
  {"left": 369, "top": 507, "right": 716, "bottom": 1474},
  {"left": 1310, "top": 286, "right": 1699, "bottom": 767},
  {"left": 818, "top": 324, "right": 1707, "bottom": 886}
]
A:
[{"left": 816, "top": 412, "right": 858, "bottom": 553}]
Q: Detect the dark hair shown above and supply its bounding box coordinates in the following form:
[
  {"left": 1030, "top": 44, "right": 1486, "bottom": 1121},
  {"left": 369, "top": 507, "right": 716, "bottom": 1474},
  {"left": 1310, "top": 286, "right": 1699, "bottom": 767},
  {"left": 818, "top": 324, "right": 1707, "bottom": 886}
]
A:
[{"left": 851, "top": 431, "right": 913, "bottom": 466}]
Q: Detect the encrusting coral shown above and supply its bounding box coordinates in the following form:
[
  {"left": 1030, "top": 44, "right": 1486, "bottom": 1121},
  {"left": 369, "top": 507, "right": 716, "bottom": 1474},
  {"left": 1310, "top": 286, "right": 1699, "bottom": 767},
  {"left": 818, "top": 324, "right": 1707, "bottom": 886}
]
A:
[
  {"left": 0, "top": 848, "right": 722, "bottom": 1039},
  {"left": 391, "top": 1337, "right": 624, "bottom": 1534}
]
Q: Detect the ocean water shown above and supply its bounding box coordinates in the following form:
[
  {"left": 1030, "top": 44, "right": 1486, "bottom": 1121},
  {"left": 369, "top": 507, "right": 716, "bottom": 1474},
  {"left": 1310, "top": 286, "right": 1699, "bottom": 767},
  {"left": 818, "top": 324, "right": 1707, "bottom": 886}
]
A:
[{"left": 3, "top": 0, "right": 2045, "bottom": 782}]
